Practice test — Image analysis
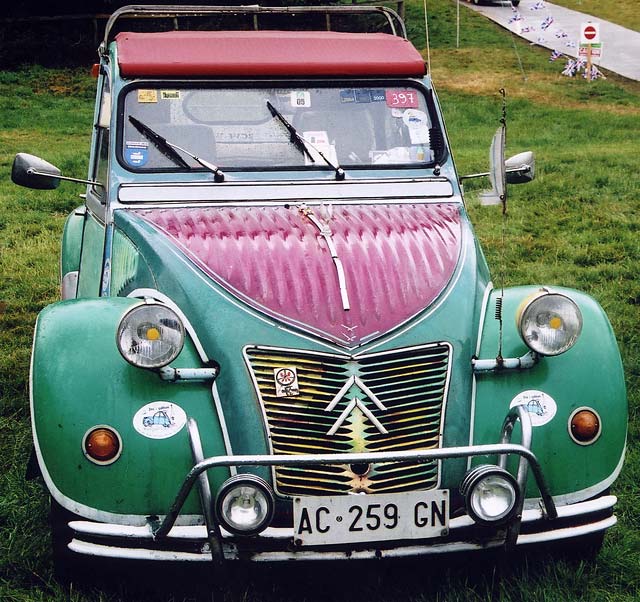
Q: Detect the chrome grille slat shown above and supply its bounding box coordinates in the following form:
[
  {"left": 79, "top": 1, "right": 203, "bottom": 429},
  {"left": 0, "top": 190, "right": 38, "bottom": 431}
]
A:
[
  {"left": 361, "top": 363, "right": 448, "bottom": 378},
  {"left": 245, "top": 343, "right": 450, "bottom": 497},
  {"left": 367, "top": 426, "right": 441, "bottom": 440}
]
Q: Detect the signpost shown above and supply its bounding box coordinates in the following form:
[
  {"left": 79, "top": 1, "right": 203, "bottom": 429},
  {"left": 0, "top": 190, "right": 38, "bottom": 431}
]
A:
[{"left": 579, "top": 22, "right": 602, "bottom": 81}]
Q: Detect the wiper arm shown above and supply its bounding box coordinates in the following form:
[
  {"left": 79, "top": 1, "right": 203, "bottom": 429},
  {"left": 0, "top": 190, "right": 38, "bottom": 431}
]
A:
[
  {"left": 128, "top": 116, "right": 225, "bottom": 182},
  {"left": 266, "top": 101, "right": 345, "bottom": 181},
  {"left": 266, "top": 101, "right": 314, "bottom": 163}
]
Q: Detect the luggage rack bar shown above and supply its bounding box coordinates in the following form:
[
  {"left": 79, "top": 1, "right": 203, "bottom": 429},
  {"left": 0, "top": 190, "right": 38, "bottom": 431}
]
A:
[{"left": 100, "top": 3, "right": 407, "bottom": 54}]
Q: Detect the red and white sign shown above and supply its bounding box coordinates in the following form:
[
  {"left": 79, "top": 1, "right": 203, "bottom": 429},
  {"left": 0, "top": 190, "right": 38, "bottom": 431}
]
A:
[
  {"left": 578, "top": 45, "right": 602, "bottom": 58},
  {"left": 385, "top": 89, "right": 419, "bottom": 109},
  {"left": 580, "top": 22, "right": 600, "bottom": 45}
]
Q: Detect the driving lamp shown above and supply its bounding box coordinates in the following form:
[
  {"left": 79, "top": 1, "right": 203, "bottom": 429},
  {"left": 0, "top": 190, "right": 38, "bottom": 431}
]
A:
[
  {"left": 82, "top": 426, "right": 122, "bottom": 465},
  {"left": 215, "top": 474, "right": 275, "bottom": 536},
  {"left": 517, "top": 291, "right": 582, "bottom": 356},
  {"left": 117, "top": 303, "right": 185, "bottom": 369},
  {"left": 460, "top": 465, "right": 520, "bottom": 526}
]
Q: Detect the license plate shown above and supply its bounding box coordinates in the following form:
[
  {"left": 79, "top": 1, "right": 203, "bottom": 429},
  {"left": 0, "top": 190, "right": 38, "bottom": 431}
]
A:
[{"left": 293, "top": 490, "right": 449, "bottom": 546}]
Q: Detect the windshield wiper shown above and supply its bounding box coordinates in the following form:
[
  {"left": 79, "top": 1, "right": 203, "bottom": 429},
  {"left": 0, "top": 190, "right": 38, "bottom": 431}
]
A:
[
  {"left": 128, "top": 116, "right": 225, "bottom": 182},
  {"left": 266, "top": 101, "right": 345, "bottom": 181}
]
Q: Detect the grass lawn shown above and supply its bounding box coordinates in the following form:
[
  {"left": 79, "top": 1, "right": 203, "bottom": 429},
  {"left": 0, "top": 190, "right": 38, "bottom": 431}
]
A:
[
  {"left": 0, "top": 1, "right": 639, "bottom": 600},
  {"left": 549, "top": 0, "right": 640, "bottom": 32}
]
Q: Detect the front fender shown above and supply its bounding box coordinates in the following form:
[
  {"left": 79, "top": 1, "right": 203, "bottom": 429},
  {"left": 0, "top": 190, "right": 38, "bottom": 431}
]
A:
[
  {"left": 31, "top": 297, "right": 229, "bottom": 524},
  {"left": 59, "top": 206, "right": 85, "bottom": 299},
  {"left": 473, "top": 286, "right": 627, "bottom": 501},
  {"left": 60, "top": 206, "right": 86, "bottom": 277}
]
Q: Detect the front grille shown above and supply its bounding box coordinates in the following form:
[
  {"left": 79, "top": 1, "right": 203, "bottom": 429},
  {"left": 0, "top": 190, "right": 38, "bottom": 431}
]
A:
[{"left": 244, "top": 343, "right": 451, "bottom": 497}]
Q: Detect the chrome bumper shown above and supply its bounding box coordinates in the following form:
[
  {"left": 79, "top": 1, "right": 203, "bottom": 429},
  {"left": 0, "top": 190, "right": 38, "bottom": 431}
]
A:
[{"left": 68, "top": 495, "right": 616, "bottom": 561}]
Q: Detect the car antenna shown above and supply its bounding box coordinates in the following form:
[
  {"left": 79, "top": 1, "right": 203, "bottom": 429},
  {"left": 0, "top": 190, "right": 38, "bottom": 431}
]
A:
[
  {"left": 496, "top": 89, "right": 508, "bottom": 365},
  {"left": 422, "top": 0, "right": 432, "bottom": 75},
  {"left": 499, "top": 89, "right": 508, "bottom": 215}
]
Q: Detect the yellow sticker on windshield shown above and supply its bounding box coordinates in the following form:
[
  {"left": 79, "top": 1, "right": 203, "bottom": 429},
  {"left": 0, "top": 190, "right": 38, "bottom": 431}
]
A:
[
  {"left": 137, "top": 89, "right": 158, "bottom": 103},
  {"left": 161, "top": 90, "right": 181, "bottom": 100}
]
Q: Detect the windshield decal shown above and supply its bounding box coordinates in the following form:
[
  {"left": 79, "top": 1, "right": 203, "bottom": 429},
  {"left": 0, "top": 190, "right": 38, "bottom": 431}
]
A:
[
  {"left": 125, "top": 142, "right": 149, "bottom": 167},
  {"left": 403, "top": 109, "right": 431, "bottom": 145},
  {"left": 385, "top": 89, "right": 419, "bottom": 108},
  {"left": 290, "top": 91, "right": 311, "bottom": 108},
  {"left": 137, "top": 89, "right": 158, "bottom": 103}
]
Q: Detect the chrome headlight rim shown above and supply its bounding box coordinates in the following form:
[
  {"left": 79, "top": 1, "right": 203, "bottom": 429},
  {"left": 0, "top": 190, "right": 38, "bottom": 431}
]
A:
[
  {"left": 215, "top": 474, "right": 275, "bottom": 537},
  {"left": 116, "top": 302, "right": 185, "bottom": 369},
  {"left": 517, "top": 290, "right": 583, "bottom": 357},
  {"left": 460, "top": 465, "right": 520, "bottom": 527}
]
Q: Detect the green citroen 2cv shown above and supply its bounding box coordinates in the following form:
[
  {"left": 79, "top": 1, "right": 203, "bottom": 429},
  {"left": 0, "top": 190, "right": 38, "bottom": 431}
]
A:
[{"left": 12, "top": 4, "right": 626, "bottom": 573}]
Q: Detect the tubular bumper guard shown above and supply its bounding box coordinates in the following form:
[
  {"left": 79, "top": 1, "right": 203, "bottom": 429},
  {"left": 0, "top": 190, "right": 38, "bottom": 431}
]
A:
[{"left": 68, "top": 407, "right": 617, "bottom": 562}]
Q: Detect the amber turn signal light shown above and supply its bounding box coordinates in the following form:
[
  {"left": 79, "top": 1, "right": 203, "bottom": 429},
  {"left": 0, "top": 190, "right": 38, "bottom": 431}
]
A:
[
  {"left": 83, "top": 426, "right": 122, "bottom": 464},
  {"left": 569, "top": 408, "right": 601, "bottom": 445}
]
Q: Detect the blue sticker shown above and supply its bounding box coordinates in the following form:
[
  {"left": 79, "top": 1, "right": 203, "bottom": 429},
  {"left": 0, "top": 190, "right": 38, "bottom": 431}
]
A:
[
  {"left": 355, "top": 89, "right": 371, "bottom": 103},
  {"left": 371, "top": 89, "right": 386, "bottom": 102},
  {"left": 125, "top": 142, "right": 148, "bottom": 167},
  {"left": 340, "top": 89, "right": 356, "bottom": 103}
]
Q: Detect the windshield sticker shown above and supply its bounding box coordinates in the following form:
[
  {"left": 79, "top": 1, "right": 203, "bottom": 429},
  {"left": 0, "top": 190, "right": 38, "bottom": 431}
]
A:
[
  {"left": 371, "top": 89, "right": 386, "bottom": 102},
  {"left": 125, "top": 141, "right": 149, "bottom": 167},
  {"left": 355, "top": 89, "right": 371, "bottom": 103},
  {"left": 133, "top": 401, "right": 187, "bottom": 439},
  {"left": 403, "top": 109, "right": 430, "bottom": 145},
  {"left": 385, "top": 89, "right": 419, "bottom": 109},
  {"left": 137, "top": 89, "right": 158, "bottom": 103},
  {"left": 274, "top": 367, "right": 300, "bottom": 397},
  {"left": 302, "top": 131, "right": 338, "bottom": 166},
  {"left": 291, "top": 91, "right": 311, "bottom": 108},
  {"left": 371, "top": 147, "right": 411, "bottom": 164},
  {"left": 161, "top": 90, "right": 181, "bottom": 100},
  {"left": 340, "top": 89, "right": 356, "bottom": 103},
  {"left": 509, "top": 390, "right": 558, "bottom": 427}
]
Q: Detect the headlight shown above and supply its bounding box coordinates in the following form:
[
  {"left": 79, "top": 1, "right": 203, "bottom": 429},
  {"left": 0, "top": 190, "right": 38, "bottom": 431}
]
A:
[
  {"left": 460, "top": 465, "right": 520, "bottom": 526},
  {"left": 517, "top": 291, "right": 582, "bottom": 356},
  {"left": 215, "top": 474, "right": 275, "bottom": 536},
  {"left": 117, "top": 303, "right": 185, "bottom": 369}
]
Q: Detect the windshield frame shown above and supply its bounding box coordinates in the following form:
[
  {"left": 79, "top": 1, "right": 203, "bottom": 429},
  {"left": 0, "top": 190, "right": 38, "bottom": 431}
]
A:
[{"left": 115, "top": 78, "right": 446, "bottom": 176}]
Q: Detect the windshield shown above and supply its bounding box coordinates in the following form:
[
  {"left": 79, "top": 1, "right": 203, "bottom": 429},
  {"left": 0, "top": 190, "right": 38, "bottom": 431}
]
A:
[{"left": 120, "top": 84, "right": 437, "bottom": 172}]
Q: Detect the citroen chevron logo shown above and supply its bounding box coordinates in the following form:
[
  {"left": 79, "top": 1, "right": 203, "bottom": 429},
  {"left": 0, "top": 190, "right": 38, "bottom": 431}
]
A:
[{"left": 324, "top": 375, "right": 388, "bottom": 436}]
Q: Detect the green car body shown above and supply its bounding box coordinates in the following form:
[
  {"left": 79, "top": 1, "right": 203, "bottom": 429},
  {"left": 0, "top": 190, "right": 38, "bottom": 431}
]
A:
[{"left": 15, "top": 5, "right": 625, "bottom": 568}]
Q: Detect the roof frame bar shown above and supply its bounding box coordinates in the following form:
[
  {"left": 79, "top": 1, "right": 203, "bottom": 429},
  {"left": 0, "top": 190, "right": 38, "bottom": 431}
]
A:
[{"left": 100, "top": 4, "right": 407, "bottom": 56}]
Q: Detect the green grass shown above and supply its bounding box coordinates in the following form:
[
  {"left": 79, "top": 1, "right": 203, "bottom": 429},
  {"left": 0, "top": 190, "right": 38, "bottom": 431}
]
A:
[
  {"left": 1, "top": 1, "right": 639, "bottom": 600},
  {"left": 549, "top": 0, "right": 640, "bottom": 32}
]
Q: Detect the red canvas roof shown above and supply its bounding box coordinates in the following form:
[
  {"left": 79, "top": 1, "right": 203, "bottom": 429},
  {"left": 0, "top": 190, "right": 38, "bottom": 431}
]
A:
[{"left": 115, "top": 30, "right": 426, "bottom": 77}]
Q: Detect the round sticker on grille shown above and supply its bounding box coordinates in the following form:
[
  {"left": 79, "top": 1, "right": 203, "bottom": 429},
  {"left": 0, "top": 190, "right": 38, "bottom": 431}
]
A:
[
  {"left": 133, "top": 401, "right": 187, "bottom": 439},
  {"left": 509, "top": 390, "right": 557, "bottom": 427},
  {"left": 274, "top": 367, "right": 300, "bottom": 397}
]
